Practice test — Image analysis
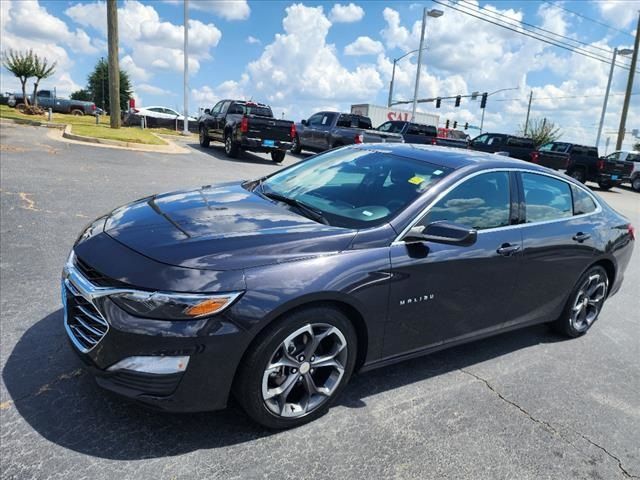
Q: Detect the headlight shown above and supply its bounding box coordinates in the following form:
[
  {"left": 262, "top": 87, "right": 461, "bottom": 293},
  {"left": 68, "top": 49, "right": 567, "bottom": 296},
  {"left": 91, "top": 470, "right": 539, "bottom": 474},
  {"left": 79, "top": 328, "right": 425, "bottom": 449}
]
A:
[{"left": 111, "top": 291, "right": 243, "bottom": 320}]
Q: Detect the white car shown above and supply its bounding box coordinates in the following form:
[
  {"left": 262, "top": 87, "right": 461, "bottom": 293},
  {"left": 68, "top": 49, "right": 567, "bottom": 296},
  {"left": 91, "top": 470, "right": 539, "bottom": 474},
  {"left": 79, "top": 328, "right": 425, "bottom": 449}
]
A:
[
  {"left": 132, "top": 106, "right": 197, "bottom": 122},
  {"left": 603, "top": 150, "right": 640, "bottom": 191}
]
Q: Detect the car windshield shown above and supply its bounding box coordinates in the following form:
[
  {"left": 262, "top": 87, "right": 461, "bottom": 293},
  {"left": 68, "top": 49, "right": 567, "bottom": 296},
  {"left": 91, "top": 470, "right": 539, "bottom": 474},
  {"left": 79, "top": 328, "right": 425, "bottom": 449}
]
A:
[{"left": 258, "top": 147, "right": 452, "bottom": 228}]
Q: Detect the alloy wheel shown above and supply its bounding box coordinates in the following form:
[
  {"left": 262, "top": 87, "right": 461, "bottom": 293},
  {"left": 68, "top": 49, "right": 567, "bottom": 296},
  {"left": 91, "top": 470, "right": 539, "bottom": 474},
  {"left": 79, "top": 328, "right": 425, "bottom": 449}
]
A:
[
  {"left": 291, "top": 136, "right": 298, "bottom": 151},
  {"left": 199, "top": 128, "right": 204, "bottom": 144},
  {"left": 225, "top": 136, "right": 232, "bottom": 154},
  {"left": 262, "top": 323, "right": 348, "bottom": 418},
  {"left": 570, "top": 272, "right": 607, "bottom": 332}
]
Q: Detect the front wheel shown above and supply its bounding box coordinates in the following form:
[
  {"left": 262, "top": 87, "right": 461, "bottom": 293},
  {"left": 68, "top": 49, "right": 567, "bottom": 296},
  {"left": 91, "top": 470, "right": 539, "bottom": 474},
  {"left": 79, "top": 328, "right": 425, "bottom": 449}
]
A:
[
  {"left": 270, "top": 150, "right": 286, "bottom": 163},
  {"left": 632, "top": 177, "right": 640, "bottom": 192},
  {"left": 598, "top": 181, "right": 613, "bottom": 191},
  {"left": 290, "top": 134, "right": 302, "bottom": 154},
  {"left": 552, "top": 265, "right": 608, "bottom": 338},
  {"left": 198, "top": 126, "right": 210, "bottom": 148},
  {"left": 234, "top": 307, "right": 357, "bottom": 429},
  {"left": 224, "top": 133, "right": 240, "bottom": 158},
  {"left": 568, "top": 169, "right": 586, "bottom": 183}
]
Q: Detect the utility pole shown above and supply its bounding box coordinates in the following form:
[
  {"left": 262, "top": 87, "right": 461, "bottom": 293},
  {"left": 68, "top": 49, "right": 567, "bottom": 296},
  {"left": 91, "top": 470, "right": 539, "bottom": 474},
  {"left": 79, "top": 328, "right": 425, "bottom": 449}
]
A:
[
  {"left": 107, "top": 0, "right": 120, "bottom": 128},
  {"left": 596, "top": 48, "right": 618, "bottom": 148},
  {"left": 411, "top": 8, "right": 428, "bottom": 121},
  {"left": 616, "top": 10, "right": 640, "bottom": 150},
  {"left": 388, "top": 59, "right": 397, "bottom": 108},
  {"left": 524, "top": 90, "right": 533, "bottom": 136},
  {"left": 183, "top": 0, "right": 189, "bottom": 135}
]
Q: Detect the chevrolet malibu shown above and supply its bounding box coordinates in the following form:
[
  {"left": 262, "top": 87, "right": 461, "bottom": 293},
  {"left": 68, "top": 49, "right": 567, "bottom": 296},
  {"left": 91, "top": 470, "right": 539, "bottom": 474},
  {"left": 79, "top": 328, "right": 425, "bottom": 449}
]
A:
[{"left": 62, "top": 144, "right": 634, "bottom": 429}]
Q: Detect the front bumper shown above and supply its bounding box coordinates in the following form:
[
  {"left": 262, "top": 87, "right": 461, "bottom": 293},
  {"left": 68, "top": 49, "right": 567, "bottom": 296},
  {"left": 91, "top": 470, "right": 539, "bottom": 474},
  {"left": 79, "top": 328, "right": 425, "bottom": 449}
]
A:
[{"left": 62, "top": 254, "right": 251, "bottom": 412}]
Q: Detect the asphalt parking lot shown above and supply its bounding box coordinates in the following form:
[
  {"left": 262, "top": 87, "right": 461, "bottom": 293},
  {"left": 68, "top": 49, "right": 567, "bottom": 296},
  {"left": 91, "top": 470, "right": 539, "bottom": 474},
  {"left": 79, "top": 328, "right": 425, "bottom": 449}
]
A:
[{"left": 1, "top": 123, "right": 639, "bottom": 480}]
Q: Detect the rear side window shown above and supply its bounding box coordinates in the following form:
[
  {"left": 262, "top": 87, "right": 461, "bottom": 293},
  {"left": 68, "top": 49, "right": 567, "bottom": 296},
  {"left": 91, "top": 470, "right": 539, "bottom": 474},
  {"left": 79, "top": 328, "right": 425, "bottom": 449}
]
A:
[
  {"left": 407, "top": 124, "right": 422, "bottom": 135},
  {"left": 522, "top": 173, "right": 572, "bottom": 222},
  {"left": 421, "top": 172, "right": 511, "bottom": 230},
  {"left": 506, "top": 137, "right": 534, "bottom": 148},
  {"left": 571, "top": 185, "right": 597, "bottom": 215}
]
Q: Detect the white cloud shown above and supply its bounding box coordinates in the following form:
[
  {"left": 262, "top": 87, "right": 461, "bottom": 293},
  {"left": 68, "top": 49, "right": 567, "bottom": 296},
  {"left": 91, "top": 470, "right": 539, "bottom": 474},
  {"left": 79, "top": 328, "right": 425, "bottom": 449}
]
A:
[
  {"left": 344, "top": 36, "right": 384, "bottom": 56},
  {"left": 120, "top": 55, "right": 151, "bottom": 82},
  {"left": 135, "top": 83, "right": 172, "bottom": 95},
  {"left": 190, "top": 0, "right": 250, "bottom": 20},
  {"left": 596, "top": 0, "right": 636, "bottom": 30},
  {"left": 329, "top": 3, "right": 365, "bottom": 23},
  {"left": 246, "top": 35, "right": 261, "bottom": 45}
]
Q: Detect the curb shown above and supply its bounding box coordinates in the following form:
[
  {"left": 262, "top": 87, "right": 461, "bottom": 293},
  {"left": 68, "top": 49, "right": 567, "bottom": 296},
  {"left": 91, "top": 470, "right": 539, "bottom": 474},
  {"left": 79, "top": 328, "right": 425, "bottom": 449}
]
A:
[
  {"left": 61, "top": 124, "right": 173, "bottom": 151},
  {"left": 0, "top": 117, "right": 66, "bottom": 129}
]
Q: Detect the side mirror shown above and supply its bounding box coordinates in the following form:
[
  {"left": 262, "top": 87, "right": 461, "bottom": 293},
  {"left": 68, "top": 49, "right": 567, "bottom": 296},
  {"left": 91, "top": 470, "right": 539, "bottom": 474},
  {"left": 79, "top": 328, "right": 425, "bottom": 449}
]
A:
[
  {"left": 403, "top": 222, "right": 477, "bottom": 246},
  {"left": 301, "top": 119, "right": 308, "bottom": 126},
  {"left": 204, "top": 108, "right": 211, "bottom": 115}
]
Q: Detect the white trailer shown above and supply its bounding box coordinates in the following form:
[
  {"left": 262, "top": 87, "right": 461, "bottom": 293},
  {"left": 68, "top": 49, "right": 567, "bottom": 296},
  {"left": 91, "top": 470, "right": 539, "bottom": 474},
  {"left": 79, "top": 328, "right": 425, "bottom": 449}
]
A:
[{"left": 350, "top": 104, "right": 439, "bottom": 129}]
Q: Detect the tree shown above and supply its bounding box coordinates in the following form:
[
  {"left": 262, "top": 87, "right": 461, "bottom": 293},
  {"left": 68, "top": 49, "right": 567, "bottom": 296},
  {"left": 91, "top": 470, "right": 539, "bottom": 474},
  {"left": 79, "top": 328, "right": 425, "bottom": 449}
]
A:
[
  {"left": 87, "top": 58, "right": 132, "bottom": 114},
  {"left": 1, "top": 49, "right": 35, "bottom": 107},
  {"left": 518, "top": 117, "right": 562, "bottom": 148},
  {"left": 31, "top": 54, "right": 56, "bottom": 107},
  {"left": 70, "top": 89, "right": 92, "bottom": 101}
]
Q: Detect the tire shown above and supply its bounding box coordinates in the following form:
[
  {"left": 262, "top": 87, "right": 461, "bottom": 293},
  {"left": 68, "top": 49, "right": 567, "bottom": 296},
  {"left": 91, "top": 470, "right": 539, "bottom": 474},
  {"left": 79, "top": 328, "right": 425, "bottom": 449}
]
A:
[
  {"left": 568, "top": 169, "right": 586, "bottom": 183},
  {"left": 224, "top": 132, "right": 240, "bottom": 158},
  {"left": 551, "top": 265, "right": 609, "bottom": 338},
  {"left": 291, "top": 134, "right": 302, "bottom": 154},
  {"left": 71, "top": 109, "right": 84, "bottom": 116},
  {"left": 332, "top": 142, "right": 344, "bottom": 149},
  {"left": 597, "top": 181, "right": 612, "bottom": 191},
  {"left": 15, "top": 103, "right": 26, "bottom": 113},
  {"left": 271, "top": 150, "right": 286, "bottom": 163},
  {"left": 234, "top": 306, "right": 357, "bottom": 429},
  {"left": 632, "top": 177, "right": 640, "bottom": 192},
  {"left": 198, "top": 126, "right": 210, "bottom": 148}
]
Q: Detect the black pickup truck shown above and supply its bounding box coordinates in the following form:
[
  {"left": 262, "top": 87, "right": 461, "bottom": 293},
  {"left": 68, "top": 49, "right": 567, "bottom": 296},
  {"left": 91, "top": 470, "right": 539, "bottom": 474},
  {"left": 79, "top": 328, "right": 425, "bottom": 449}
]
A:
[
  {"left": 198, "top": 100, "right": 294, "bottom": 162},
  {"left": 291, "top": 112, "right": 403, "bottom": 153},
  {"left": 530, "top": 142, "right": 633, "bottom": 190},
  {"left": 468, "top": 133, "right": 535, "bottom": 160}
]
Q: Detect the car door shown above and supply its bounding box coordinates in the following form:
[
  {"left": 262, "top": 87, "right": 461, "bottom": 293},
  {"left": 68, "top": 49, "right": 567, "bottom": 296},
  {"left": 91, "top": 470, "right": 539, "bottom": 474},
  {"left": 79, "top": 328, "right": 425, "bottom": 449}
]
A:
[
  {"left": 384, "top": 171, "right": 522, "bottom": 357},
  {"left": 205, "top": 101, "right": 223, "bottom": 139},
  {"left": 301, "top": 113, "right": 323, "bottom": 149},
  {"left": 213, "top": 101, "right": 232, "bottom": 140},
  {"left": 507, "top": 172, "right": 598, "bottom": 328},
  {"left": 314, "top": 113, "right": 337, "bottom": 150}
]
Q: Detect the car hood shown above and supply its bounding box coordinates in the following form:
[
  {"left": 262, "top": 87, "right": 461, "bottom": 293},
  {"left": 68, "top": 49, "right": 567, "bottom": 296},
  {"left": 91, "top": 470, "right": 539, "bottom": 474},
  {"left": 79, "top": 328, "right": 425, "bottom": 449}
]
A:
[{"left": 104, "top": 183, "right": 356, "bottom": 271}]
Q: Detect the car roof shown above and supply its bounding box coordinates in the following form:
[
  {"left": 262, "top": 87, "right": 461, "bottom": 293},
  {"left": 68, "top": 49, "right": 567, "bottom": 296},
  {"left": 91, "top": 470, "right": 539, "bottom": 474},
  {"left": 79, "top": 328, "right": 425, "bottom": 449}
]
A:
[{"left": 353, "top": 143, "right": 544, "bottom": 171}]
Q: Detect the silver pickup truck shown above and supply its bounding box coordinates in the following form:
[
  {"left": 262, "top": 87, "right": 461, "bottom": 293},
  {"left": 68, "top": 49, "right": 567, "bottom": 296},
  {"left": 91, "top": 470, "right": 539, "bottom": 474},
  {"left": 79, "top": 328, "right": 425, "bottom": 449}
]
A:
[{"left": 291, "top": 111, "right": 403, "bottom": 154}]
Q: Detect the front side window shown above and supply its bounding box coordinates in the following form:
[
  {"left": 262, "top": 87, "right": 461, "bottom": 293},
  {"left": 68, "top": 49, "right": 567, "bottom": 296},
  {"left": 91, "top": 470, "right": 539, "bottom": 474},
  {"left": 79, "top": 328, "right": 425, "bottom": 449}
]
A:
[
  {"left": 307, "top": 113, "right": 323, "bottom": 126},
  {"left": 538, "top": 143, "right": 553, "bottom": 152},
  {"left": 473, "top": 134, "right": 488, "bottom": 145},
  {"left": 259, "top": 148, "right": 452, "bottom": 228},
  {"left": 571, "top": 185, "right": 597, "bottom": 215},
  {"left": 522, "top": 173, "right": 572, "bottom": 222},
  {"left": 420, "top": 172, "right": 511, "bottom": 230}
]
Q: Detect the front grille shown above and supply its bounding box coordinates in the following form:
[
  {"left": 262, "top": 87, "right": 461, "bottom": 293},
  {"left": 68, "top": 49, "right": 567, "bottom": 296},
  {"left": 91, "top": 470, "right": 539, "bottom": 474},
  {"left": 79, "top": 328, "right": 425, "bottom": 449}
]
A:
[
  {"left": 74, "top": 255, "right": 129, "bottom": 288},
  {"left": 64, "top": 283, "right": 109, "bottom": 353}
]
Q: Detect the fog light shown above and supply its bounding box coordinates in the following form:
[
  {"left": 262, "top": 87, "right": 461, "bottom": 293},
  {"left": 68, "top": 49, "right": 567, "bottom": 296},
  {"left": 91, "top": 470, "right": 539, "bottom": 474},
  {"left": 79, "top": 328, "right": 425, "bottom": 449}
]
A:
[{"left": 107, "top": 356, "right": 190, "bottom": 374}]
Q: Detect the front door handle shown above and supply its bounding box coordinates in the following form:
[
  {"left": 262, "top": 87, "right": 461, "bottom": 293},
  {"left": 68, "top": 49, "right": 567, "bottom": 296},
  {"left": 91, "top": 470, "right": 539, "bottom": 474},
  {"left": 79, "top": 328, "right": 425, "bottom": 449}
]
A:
[
  {"left": 497, "top": 243, "right": 521, "bottom": 256},
  {"left": 572, "top": 232, "right": 591, "bottom": 243}
]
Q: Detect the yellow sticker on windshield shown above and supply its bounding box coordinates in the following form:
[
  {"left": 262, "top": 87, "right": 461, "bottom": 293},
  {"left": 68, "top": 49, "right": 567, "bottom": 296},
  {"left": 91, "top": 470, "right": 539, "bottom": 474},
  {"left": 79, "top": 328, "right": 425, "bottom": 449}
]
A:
[{"left": 408, "top": 176, "right": 424, "bottom": 185}]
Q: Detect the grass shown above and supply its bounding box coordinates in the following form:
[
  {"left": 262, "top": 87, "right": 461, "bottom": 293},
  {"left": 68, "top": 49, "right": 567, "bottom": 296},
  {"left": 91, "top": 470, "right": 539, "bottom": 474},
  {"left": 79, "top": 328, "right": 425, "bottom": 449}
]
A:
[{"left": 0, "top": 104, "right": 166, "bottom": 145}]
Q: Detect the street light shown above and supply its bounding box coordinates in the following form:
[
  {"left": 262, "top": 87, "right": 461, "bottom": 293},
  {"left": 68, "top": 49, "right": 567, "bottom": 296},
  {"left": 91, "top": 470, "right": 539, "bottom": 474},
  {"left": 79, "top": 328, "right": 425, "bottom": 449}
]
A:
[
  {"left": 411, "top": 8, "right": 443, "bottom": 120},
  {"left": 596, "top": 47, "right": 634, "bottom": 148},
  {"left": 387, "top": 47, "right": 428, "bottom": 107},
  {"left": 479, "top": 87, "right": 519, "bottom": 134}
]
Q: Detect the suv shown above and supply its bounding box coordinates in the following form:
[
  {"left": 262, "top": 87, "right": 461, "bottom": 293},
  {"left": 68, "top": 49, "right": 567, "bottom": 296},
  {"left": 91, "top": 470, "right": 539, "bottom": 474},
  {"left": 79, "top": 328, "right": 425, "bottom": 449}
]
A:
[
  {"left": 468, "top": 133, "right": 535, "bottom": 160},
  {"left": 602, "top": 150, "right": 640, "bottom": 191}
]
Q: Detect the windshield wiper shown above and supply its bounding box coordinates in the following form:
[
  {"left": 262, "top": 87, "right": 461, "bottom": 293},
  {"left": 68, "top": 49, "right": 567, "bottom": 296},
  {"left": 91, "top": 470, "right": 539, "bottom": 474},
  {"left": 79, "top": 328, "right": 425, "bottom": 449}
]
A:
[{"left": 262, "top": 191, "right": 329, "bottom": 225}]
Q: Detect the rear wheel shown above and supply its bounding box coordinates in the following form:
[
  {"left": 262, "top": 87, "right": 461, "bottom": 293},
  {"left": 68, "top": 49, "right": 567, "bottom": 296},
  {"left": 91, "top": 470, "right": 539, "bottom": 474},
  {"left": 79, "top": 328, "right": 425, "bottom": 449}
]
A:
[
  {"left": 568, "top": 169, "right": 586, "bottom": 183},
  {"left": 598, "top": 181, "right": 613, "bottom": 191},
  {"left": 71, "top": 109, "right": 84, "bottom": 116},
  {"left": 291, "top": 134, "right": 302, "bottom": 154},
  {"left": 224, "top": 133, "right": 240, "bottom": 158},
  {"left": 632, "top": 177, "right": 640, "bottom": 192},
  {"left": 271, "top": 150, "right": 286, "bottom": 163},
  {"left": 198, "top": 126, "right": 210, "bottom": 148},
  {"left": 235, "top": 307, "right": 357, "bottom": 429},
  {"left": 15, "top": 103, "right": 26, "bottom": 113},
  {"left": 552, "top": 265, "right": 608, "bottom": 337}
]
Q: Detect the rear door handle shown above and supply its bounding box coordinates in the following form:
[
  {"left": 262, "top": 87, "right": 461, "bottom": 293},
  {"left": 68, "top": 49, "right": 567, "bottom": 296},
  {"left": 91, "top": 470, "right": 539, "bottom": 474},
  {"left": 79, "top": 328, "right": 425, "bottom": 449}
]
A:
[
  {"left": 573, "top": 232, "right": 591, "bottom": 242},
  {"left": 497, "top": 243, "right": 521, "bottom": 256}
]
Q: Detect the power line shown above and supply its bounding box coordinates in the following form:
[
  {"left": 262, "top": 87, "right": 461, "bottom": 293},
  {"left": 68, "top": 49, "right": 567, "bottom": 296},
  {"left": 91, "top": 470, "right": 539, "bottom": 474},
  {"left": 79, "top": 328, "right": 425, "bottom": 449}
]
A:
[
  {"left": 458, "top": 0, "right": 616, "bottom": 57},
  {"left": 545, "top": 1, "right": 635, "bottom": 38},
  {"left": 431, "top": 0, "right": 637, "bottom": 72}
]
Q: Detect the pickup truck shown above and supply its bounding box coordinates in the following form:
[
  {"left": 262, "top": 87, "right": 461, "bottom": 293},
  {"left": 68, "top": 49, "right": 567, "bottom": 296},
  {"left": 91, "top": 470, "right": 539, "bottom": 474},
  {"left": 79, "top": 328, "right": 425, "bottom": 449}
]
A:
[
  {"left": 376, "top": 120, "right": 468, "bottom": 149},
  {"left": 529, "top": 142, "right": 633, "bottom": 190},
  {"left": 600, "top": 150, "right": 640, "bottom": 191},
  {"left": 291, "top": 112, "right": 403, "bottom": 154},
  {"left": 8, "top": 90, "right": 97, "bottom": 115},
  {"left": 198, "top": 99, "right": 293, "bottom": 163},
  {"left": 468, "top": 133, "right": 535, "bottom": 160}
]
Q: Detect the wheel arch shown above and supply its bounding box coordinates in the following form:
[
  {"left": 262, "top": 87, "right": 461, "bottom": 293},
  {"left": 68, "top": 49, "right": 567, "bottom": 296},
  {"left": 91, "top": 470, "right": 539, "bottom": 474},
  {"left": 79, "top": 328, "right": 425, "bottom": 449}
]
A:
[{"left": 592, "top": 258, "right": 616, "bottom": 293}]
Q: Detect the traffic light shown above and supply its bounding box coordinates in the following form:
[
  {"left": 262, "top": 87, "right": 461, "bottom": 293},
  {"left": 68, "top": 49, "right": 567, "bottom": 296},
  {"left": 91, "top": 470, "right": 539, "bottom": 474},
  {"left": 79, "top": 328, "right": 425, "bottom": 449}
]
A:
[
  {"left": 455, "top": 95, "right": 461, "bottom": 107},
  {"left": 445, "top": 119, "right": 450, "bottom": 129},
  {"left": 436, "top": 97, "right": 441, "bottom": 108},
  {"left": 453, "top": 121, "right": 458, "bottom": 129},
  {"left": 464, "top": 122, "right": 468, "bottom": 130},
  {"left": 480, "top": 92, "right": 488, "bottom": 109}
]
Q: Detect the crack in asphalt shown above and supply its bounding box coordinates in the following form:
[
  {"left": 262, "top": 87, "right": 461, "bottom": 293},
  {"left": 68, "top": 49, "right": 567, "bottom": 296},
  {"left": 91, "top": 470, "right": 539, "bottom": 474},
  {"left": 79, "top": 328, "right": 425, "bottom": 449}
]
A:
[
  {"left": 459, "top": 368, "right": 638, "bottom": 479},
  {"left": 2, "top": 368, "right": 85, "bottom": 410}
]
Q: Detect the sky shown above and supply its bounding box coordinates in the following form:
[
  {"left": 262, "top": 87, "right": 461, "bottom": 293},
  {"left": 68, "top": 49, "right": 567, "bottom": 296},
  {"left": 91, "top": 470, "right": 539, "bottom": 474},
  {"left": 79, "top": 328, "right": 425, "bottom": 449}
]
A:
[{"left": 0, "top": 0, "right": 638, "bottom": 150}]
